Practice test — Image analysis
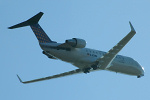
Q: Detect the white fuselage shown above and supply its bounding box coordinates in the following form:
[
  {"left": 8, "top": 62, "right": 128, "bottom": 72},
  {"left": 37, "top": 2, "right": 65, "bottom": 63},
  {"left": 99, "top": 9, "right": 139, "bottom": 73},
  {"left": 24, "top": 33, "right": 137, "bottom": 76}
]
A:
[
  {"left": 9, "top": 12, "right": 145, "bottom": 83},
  {"left": 40, "top": 43, "right": 144, "bottom": 77}
]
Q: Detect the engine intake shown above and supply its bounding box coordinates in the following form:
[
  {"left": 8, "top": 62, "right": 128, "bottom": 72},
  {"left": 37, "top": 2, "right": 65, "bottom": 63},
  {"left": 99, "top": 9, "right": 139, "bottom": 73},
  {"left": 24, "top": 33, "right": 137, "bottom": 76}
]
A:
[{"left": 65, "top": 38, "right": 86, "bottom": 48}]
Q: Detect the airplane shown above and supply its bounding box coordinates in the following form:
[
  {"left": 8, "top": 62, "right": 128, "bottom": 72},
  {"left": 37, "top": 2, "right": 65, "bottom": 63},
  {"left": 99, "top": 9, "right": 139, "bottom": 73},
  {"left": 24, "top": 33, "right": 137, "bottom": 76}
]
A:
[{"left": 8, "top": 12, "right": 144, "bottom": 84}]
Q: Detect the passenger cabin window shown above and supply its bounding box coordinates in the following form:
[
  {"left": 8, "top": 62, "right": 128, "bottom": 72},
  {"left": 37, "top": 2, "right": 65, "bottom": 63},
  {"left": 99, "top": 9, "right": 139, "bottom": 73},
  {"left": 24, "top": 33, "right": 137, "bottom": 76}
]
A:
[
  {"left": 126, "top": 57, "right": 134, "bottom": 65},
  {"left": 116, "top": 55, "right": 125, "bottom": 63},
  {"left": 86, "top": 49, "right": 98, "bottom": 57}
]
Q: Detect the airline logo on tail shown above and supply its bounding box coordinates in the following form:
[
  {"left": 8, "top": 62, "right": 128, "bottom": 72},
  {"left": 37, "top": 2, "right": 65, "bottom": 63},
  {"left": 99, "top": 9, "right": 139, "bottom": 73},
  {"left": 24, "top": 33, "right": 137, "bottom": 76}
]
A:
[{"left": 30, "top": 24, "right": 51, "bottom": 43}]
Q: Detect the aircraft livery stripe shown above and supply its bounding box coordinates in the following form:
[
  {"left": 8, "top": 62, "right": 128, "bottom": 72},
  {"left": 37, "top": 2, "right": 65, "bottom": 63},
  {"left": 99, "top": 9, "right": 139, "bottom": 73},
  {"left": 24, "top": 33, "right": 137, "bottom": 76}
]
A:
[{"left": 30, "top": 24, "right": 51, "bottom": 43}]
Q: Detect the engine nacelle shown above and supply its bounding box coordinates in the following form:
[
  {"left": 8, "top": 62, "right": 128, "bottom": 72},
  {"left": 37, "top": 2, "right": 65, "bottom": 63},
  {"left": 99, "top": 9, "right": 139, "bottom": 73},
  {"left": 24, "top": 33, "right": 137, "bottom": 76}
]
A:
[{"left": 65, "top": 38, "right": 86, "bottom": 48}]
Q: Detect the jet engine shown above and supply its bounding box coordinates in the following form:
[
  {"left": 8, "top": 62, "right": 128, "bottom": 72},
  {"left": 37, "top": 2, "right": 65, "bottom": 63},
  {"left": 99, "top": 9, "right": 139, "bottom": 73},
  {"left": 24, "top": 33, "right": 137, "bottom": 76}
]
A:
[{"left": 65, "top": 38, "right": 86, "bottom": 48}]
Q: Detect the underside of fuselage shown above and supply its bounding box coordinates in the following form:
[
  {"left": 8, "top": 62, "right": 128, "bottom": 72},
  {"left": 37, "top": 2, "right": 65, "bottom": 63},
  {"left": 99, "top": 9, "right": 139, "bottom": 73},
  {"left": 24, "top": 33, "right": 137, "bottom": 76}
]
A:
[{"left": 41, "top": 44, "right": 144, "bottom": 77}]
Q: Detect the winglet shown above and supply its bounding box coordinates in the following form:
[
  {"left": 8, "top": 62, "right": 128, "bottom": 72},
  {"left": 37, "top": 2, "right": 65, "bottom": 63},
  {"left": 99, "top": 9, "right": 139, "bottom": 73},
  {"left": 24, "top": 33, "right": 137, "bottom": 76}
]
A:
[
  {"left": 129, "top": 21, "right": 136, "bottom": 32},
  {"left": 17, "top": 74, "right": 23, "bottom": 83}
]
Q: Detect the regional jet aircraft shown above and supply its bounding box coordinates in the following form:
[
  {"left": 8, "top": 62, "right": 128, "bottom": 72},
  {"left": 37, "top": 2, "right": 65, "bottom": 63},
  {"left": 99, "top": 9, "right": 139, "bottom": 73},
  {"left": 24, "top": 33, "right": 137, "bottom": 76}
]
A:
[{"left": 8, "top": 12, "right": 144, "bottom": 84}]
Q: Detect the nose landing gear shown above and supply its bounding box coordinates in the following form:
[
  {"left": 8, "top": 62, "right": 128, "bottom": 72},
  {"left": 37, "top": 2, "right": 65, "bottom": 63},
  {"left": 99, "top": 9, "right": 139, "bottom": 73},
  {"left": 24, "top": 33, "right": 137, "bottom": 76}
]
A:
[
  {"left": 137, "top": 76, "right": 141, "bottom": 78},
  {"left": 137, "top": 74, "right": 144, "bottom": 78}
]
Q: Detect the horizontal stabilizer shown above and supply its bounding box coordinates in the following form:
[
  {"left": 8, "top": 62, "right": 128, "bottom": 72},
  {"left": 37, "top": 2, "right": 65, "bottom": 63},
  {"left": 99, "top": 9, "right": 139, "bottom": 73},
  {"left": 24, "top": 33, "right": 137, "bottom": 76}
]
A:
[{"left": 8, "top": 12, "right": 43, "bottom": 29}]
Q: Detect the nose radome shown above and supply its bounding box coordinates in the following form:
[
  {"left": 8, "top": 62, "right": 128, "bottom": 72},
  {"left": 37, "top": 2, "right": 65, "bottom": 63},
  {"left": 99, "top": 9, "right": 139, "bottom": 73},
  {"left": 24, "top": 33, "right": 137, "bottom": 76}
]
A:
[
  {"left": 141, "top": 66, "right": 145, "bottom": 75},
  {"left": 137, "top": 66, "right": 144, "bottom": 78}
]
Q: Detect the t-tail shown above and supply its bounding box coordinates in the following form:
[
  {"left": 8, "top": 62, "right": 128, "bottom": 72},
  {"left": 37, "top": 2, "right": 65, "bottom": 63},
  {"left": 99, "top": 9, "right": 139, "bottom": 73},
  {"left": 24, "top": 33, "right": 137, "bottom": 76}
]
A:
[{"left": 8, "top": 12, "right": 54, "bottom": 43}]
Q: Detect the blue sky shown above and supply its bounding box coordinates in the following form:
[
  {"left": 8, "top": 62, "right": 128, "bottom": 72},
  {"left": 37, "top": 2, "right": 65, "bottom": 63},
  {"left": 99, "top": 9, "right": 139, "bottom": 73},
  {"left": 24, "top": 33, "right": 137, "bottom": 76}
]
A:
[{"left": 1, "top": 0, "right": 150, "bottom": 100}]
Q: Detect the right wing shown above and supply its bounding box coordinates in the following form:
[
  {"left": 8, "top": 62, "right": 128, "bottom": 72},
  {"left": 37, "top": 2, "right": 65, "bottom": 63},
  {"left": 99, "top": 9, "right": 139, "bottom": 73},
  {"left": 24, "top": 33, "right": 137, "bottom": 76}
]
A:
[
  {"left": 93, "top": 22, "right": 136, "bottom": 69},
  {"left": 17, "top": 69, "right": 82, "bottom": 84}
]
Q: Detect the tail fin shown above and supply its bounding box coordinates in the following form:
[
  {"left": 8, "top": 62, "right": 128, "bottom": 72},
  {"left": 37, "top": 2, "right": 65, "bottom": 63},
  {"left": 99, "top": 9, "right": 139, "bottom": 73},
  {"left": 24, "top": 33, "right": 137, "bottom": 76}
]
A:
[{"left": 8, "top": 12, "right": 53, "bottom": 43}]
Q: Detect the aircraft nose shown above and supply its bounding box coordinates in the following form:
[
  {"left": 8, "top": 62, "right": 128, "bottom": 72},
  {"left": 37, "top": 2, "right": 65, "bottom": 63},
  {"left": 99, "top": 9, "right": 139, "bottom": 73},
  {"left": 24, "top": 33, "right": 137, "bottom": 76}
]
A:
[
  {"left": 137, "top": 66, "right": 144, "bottom": 78},
  {"left": 141, "top": 66, "right": 145, "bottom": 75}
]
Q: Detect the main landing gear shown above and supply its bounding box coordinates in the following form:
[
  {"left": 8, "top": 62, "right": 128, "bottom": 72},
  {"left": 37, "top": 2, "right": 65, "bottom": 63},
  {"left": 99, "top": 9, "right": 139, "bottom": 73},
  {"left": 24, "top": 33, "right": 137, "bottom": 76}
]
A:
[
  {"left": 91, "top": 65, "right": 98, "bottom": 70},
  {"left": 83, "top": 66, "right": 98, "bottom": 74},
  {"left": 83, "top": 68, "right": 91, "bottom": 74}
]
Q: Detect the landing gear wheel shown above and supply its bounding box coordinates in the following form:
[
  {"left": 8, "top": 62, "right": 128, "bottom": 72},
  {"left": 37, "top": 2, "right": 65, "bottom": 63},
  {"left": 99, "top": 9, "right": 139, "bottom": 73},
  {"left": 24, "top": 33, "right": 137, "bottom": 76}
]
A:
[
  {"left": 83, "top": 68, "right": 91, "bottom": 74},
  {"left": 137, "top": 75, "right": 141, "bottom": 78},
  {"left": 92, "top": 66, "right": 98, "bottom": 70},
  {"left": 91, "top": 66, "right": 98, "bottom": 70},
  {"left": 42, "top": 51, "right": 46, "bottom": 54}
]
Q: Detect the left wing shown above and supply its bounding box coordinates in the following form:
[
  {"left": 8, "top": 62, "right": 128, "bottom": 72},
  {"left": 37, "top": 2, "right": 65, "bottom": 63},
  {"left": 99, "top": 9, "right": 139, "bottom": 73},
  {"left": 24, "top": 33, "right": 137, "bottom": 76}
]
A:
[
  {"left": 17, "top": 69, "right": 82, "bottom": 84},
  {"left": 94, "top": 22, "right": 136, "bottom": 69}
]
